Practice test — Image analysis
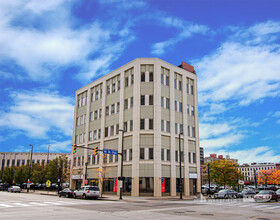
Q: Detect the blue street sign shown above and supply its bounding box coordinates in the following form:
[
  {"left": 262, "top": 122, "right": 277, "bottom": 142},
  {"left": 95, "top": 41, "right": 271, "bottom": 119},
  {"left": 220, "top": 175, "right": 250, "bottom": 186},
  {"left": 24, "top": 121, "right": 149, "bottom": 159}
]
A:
[{"left": 103, "top": 149, "right": 118, "bottom": 155}]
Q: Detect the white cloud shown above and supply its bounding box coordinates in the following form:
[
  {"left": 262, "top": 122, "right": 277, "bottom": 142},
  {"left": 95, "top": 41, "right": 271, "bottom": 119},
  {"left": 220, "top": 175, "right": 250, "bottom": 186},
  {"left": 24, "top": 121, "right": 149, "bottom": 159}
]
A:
[
  {"left": 0, "top": 90, "right": 74, "bottom": 138},
  {"left": 196, "top": 21, "right": 280, "bottom": 107},
  {"left": 205, "top": 146, "right": 280, "bottom": 164},
  {"left": 0, "top": 0, "right": 135, "bottom": 83},
  {"left": 199, "top": 123, "right": 233, "bottom": 139},
  {"left": 151, "top": 16, "right": 209, "bottom": 55},
  {"left": 98, "top": 0, "right": 147, "bottom": 9},
  {"left": 200, "top": 134, "right": 244, "bottom": 149},
  {"left": 38, "top": 140, "right": 72, "bottom": 153}
]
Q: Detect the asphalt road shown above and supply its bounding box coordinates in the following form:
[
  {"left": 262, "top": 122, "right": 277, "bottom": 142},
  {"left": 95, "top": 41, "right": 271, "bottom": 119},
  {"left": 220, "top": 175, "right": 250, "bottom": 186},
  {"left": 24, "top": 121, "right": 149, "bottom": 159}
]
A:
[{"left": 0, "top": 192, "right": 279, "bottom": 220}]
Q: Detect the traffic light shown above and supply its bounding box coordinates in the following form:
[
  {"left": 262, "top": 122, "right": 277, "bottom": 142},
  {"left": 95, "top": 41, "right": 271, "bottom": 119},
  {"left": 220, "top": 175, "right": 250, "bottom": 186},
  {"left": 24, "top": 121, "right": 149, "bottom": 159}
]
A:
[
  {"left": 72, "top": 144, "right": 77, "bottom": 154},
  {"left": 94, "top": 146, "right": 98, "bottom": 155}
]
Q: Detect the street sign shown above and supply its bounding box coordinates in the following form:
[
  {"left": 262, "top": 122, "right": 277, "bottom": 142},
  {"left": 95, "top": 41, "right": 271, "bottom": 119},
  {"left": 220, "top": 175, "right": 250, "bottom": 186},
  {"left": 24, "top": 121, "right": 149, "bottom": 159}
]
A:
[
  {"left": 103, "top": 149, "right": 118, "bottom": 155},
  {"left": 46, "top": 180, "right": 51, "bottom": 187}
]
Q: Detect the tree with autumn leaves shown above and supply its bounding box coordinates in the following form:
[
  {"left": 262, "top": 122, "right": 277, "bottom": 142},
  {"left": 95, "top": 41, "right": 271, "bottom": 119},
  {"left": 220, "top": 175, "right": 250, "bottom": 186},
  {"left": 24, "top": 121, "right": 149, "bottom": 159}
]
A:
[
  {"left": 205, "top": 159, "right": 243, "bottom": 188},
  {"left": 258, "top": 169, "right": 280, "bottom": 185}
]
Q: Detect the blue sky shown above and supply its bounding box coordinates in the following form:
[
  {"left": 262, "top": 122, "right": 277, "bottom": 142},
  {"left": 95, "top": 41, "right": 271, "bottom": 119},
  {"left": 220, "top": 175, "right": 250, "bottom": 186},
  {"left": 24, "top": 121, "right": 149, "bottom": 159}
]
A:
[{"left": 0, "top": 0, "right": 279, "bottom": 164}]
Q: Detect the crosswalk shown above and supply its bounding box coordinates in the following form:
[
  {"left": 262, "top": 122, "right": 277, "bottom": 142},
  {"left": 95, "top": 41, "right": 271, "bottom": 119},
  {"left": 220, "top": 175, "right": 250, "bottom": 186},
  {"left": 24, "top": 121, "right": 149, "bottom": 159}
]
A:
[
  {"left": 0, "top": 200, "right": 118, "bottom": 209},
  {"left": 171, "top": 200, "right": 280, "bottom": 211}
]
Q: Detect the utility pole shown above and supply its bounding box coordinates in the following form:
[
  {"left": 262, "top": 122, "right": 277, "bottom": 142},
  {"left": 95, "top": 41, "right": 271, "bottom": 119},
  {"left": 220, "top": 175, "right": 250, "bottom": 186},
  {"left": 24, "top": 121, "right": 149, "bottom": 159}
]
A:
[
  {"left": 85, "top": 162, "right": 88, "bottom": 185},
  {"left": 118, "top": 129, "right": 124, "bottom": 200},
  {"left": 27, "top": 144, "right": 33, "bottom": 192},
  {"left": 47, "top": 145, "right": 50, "bottom": 164},
  {"left": 179, "top": 133, "right": 183, "bottom": 200},
  {"left": 208, "top": 163, "right": 211, "bottom": 195}
]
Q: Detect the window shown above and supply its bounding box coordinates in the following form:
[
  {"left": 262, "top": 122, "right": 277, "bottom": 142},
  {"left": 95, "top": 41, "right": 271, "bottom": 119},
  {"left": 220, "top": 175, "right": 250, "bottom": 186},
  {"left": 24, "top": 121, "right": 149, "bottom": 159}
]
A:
[
  {"left": 117, "top": 102, "right": 120, "bottom": 112},
  {"left": 112, "top": 83, "right": 116, "bottom": 93},
  {"left": 93, "top": 130, "right": 97, "bottom": 140},
  {"left": 186, "top": 84, "right": 189, "bottom": 93},
  {"left": 107, "top": 85, "right": 110, "bottom": 95},
  {"left": 125, "top": 77, "right": 129, "bottom": 87},
  {"left": 190, "top": 85, "right": 194, "bottom": 94},
  {"left": 193, "top": 153, "right": 196, "bottom": 163},
  {"left": 76, "top": 117, "right": 79, "bottom": 126},
  {"left": 90, "top": 112, "right": 93, "bottom": 121},
  {"left": 110, "top": 125, "right": 114, "bottom": 136},
  {"left": 141, "top": 95, "right": 145, "bottom": 105},
  {"left": 149, "top": 72, "right": 153, "bottom": 82},
  {"left": 140, "top": 119, "right": 145, "bottom": 130},
  {"left": 149, "top": 119, "right": 153, "bottom": 130},
  {"left": 187, "top": 104, "right": 190, "bottom": 115},
  {"left": 161, "top": 149, "right": 164, "bottom": 160},
  {"left": 89, "top": 131, "right": 92, "bottom": 141},
  {"left": 175, "top": 123, "right": 178, "bottom": 134},
  {"left": 191, "top": 106, "right": 194, "bottom": 116},
  {"left": 141, "top": 72, "right": 145, "bottom": 82},
  {"left": 192, "top": 127, "right": 195, "bottom": 137},
  {"left": 80, "top": 115, "right": 84, "bottom": 125},
  {"left": 99, "top": 109, "right": 102, "bottom": 118},
  {"left": 109, "top": 154, "right": 113, "bottom": 163},
  {"left": 166, "top": 76, "right": 169, "bottom": 86},
  {"left": 111, "top": 104, "right": 115, "bottom": 114},
  {"left": 124, "top": 99, "right": 128, "bottom": 109},
  {"left": 167, "top": 149, "right": 170, "bottom": 161},
  {"left": 129, "top": 149, "right": 132, "bottom": 160},
  {"left": 116, "top": 124, "right": 119, "bottom": 134},
  {"left": 179, "top": 102, "right": 182, "bottom": 112},
  {"left": 161, "top": 96, "right": 164, "bottom": 107},
  {"left": 131, "top": 74, "right": 134, "bottom": 85},
  {"left": 166, "top": 98, "right": 170, "bottom": 109},
  {"left": 106, "top": 106, "right": 109, "bottom": 116},
  {"left": 118, "top": 80, "right": 120, "bottom": 90},
  {"left": 189, "top": 152, "right": 191, "bottom": 163},
  {"left": 166, "top": 121, "right": 170, "bottom": 132},
  {"left": 91, "top": 92, "right": 94, "bottom": 102},
  {"left": 140, "top": 148, "right": 145, "bottom": 160},
  {"left": 161, "top": 120, "right": 164, "bottom": 131},
  {"left": 130, "top": 97, "right": 133, "bottom": 108},
  {"left": 175, "top": 150, "right": 178, "bottom": 162},
  {"left": 100, "top": 89, "right": 102, "bottom": 99},
  {"left": 149, "top": 95, "right": 153, "bottom": 105},
  {"left": 123, "top": 150, "right": 127, "bottom": 161},
  {"left": 175, "top": 101, "right": 177, "bottom": 111},
  {"left": 180, "top": 124, "right": 183, "bottom": 134},
  {"left": 174, "top": 79, "right": 177, "bottom": 89},
  {"left": 130, "top": 120, "right": 133, "bottom": 131},
  {"left": 188, "top": 126, "right": 190, "bottom": 136},
  {"left": 178, "top": 80, "right": 182, "bottom": 90},
  {"left": 98, "top": 129, "right": 101, "bottom": 139},
  {"left": 124, "top": 121, "right": 128, "bottom": 132},
  {"left": 161, "top": 74, "right": 164, "bottom": 84},
  {"left": 149, "top": 148, "right": 153, "bottom": 160},
  {"left": 105, "top": 127, "right": 108, "bottom": 137}
]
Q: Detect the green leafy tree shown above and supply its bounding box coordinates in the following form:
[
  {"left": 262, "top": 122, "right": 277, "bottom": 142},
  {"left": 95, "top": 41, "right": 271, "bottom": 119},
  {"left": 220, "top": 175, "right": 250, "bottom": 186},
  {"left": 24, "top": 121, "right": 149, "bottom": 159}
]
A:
[
  {"left": 31, "top": 164, "right": 47, "bottom": 184},
  {"left": 14, "top": 165, "right": 29, "bottom": 184},
  {"left": 3, "top": 167, "right": 15, "bottom": 185},
  {"left": 205, "top": 160, "right": 243, "bottom": 188}
]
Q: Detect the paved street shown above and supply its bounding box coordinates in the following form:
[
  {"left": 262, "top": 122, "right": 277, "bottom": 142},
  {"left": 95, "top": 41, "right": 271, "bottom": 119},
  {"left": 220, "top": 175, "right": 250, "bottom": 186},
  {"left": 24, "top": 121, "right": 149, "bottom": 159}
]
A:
[{"left": 0, "top": 192, "right": 279, "bottom": 220}]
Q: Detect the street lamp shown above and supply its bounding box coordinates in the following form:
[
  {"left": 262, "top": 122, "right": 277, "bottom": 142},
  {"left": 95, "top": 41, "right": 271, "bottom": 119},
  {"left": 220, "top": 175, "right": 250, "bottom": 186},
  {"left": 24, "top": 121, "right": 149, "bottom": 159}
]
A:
[
  {"left": 118, "top": 129, "right": 124, "bottom": 200},
  {"left": 27, "top": 144, "right": 33, "bottom": 193},
  {"left": 47, "top": 145, "right": 51, "bottom": 164},
  {"left": 85, "top": 162, "right": 88, "bottom": 185},
  {"left": 207, "top": 163, "right": 211, "bottom": 195},
  {"left": 179, "top": 133, "right": 183, "bottom": 200}
]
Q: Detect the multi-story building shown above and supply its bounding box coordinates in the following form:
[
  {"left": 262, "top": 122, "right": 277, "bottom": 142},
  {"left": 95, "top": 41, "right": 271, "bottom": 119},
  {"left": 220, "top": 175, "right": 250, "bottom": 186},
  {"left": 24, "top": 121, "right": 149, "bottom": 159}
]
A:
[
  {"left": 0, "top": 152, "right": 71, "bottom": 168},
  {"left": 70, "top": 58, "right": 200, "bottom": 197},
  {"left": 238, "top": 163, "right": 277, "bottom": 184},
  {"left": 204, "top": 154, "right": 238, "bottom": 164}
]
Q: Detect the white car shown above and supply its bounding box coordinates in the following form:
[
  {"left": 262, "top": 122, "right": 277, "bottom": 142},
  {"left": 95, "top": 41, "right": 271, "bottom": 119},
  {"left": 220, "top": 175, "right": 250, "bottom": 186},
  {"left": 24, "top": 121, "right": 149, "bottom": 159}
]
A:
[
  {"left": 73, "top": 186, "right": 100, "bottom": 199},
  {"left": 8, "top": 186, "right": 21, "bottom": 193}
]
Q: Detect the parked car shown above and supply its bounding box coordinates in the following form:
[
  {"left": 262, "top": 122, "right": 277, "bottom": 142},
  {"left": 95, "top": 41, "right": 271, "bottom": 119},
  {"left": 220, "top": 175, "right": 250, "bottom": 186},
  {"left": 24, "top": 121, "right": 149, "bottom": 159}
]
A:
[
  {"left": 8, "top": 186, "right": 21, "bottom": 193},
  {"left": 214, "top": 189, "right": 238, "bottom": 199},
  {"left": 254, "top": 190, "right": 279, "bottom": 202},
  {"left": 0, "top": 183, "right": 9, "bottom": 191},
  {"left": 275, "top": 189, "right": 280, "bottom": 199},
  {"left": 237, "top": 189, "right": 256, "bottom": 198},
  {"left": 59, "top": 188, "right": 75, "bottom": 198},
  {"left": 73, "top": 186, "right": 100, "bottom": 199}
]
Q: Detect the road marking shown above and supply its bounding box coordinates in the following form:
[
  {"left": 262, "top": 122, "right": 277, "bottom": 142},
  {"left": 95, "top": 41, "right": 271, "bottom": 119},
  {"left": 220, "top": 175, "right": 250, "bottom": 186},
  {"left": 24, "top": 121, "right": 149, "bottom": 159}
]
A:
[
  {"left": 13, "top": 203, "right": 31, "bottom": 207},
  {"left": 28, "top": 202, "right": 48, "bottom": 206},
  {"left": 253, "top": 205, "right": 270, "bottom": 208},
  {"left": 265, "top": 206, "right": 280, "bottom": 210},
  {"left": 0, "top": 204, "right": 14, "bottom": 207},
  {"left": 43, "top": 202, "right": 66, "bottom": 205}
]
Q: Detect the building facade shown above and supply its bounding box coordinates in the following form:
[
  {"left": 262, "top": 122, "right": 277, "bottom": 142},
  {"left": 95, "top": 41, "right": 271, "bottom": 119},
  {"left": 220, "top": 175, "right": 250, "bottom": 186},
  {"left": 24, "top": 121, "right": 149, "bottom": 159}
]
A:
[
  {"left": 0, "top": 152, "right": 71, "bottom": 168},
  {"left": 70, "top": 58, "right": 200, "bottom": 197},
  {"left": 238, "top": 163, "right": 277, "bottom": 184}
]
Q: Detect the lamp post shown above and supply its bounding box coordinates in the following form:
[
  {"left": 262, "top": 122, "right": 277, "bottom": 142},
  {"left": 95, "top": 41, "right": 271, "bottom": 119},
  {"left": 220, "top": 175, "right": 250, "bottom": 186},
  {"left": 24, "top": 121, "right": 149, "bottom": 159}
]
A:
[
  {"left": 1, "top": 154, "right": 5, "bottom": 183},
  {"left": 118, "top": 129, "right": 124, "bottom": 200},
  {"left": 27, "top": 144, "right": 33, "bottom": 192},
  {"left": 85, "top": 162, "right": 88, "bottom": 185},
  {"left": 179, "top": 133, "right": 183, "bottom": 200},
  {"left": 47, "top": 145, "right": 50, "bottom": 164},
  {"left": 207, "top": 163, "right": 211, "bottom": 195}
]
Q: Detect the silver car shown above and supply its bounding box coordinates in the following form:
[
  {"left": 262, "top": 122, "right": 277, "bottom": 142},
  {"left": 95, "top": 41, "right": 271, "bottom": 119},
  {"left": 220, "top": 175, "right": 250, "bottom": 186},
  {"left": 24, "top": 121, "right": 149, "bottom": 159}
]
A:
[
  {"left": 73, "top": 186, "right": 100, "bottom": 199},
  {"left": 8, "top": 186, "right": 21, "bottom": 193}
]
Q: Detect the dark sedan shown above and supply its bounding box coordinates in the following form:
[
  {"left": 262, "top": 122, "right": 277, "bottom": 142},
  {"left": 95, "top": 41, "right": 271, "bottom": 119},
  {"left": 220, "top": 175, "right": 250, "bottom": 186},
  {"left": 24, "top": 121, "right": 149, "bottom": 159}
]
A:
[
  {"left": 58, "top": 188, "right": 75, "bottom": 198},
  {"left": 214, "top": 189, "right": 238, "bottom": 199},
  {"left": 254, "top": 190, "right": 279, "bottom": 202},
  {"left": 237, "top": 189, "right": 256, "bottom": 198},
  {"left": 276, "top": 189, "right": 280, "bottom": 199}
]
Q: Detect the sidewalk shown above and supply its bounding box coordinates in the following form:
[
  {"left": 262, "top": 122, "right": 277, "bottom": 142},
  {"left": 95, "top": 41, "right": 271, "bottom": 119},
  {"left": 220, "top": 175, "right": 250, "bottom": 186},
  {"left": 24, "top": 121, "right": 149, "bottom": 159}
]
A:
[{"left": 22, "top": 189, "right": 196, "bottom": 202}]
